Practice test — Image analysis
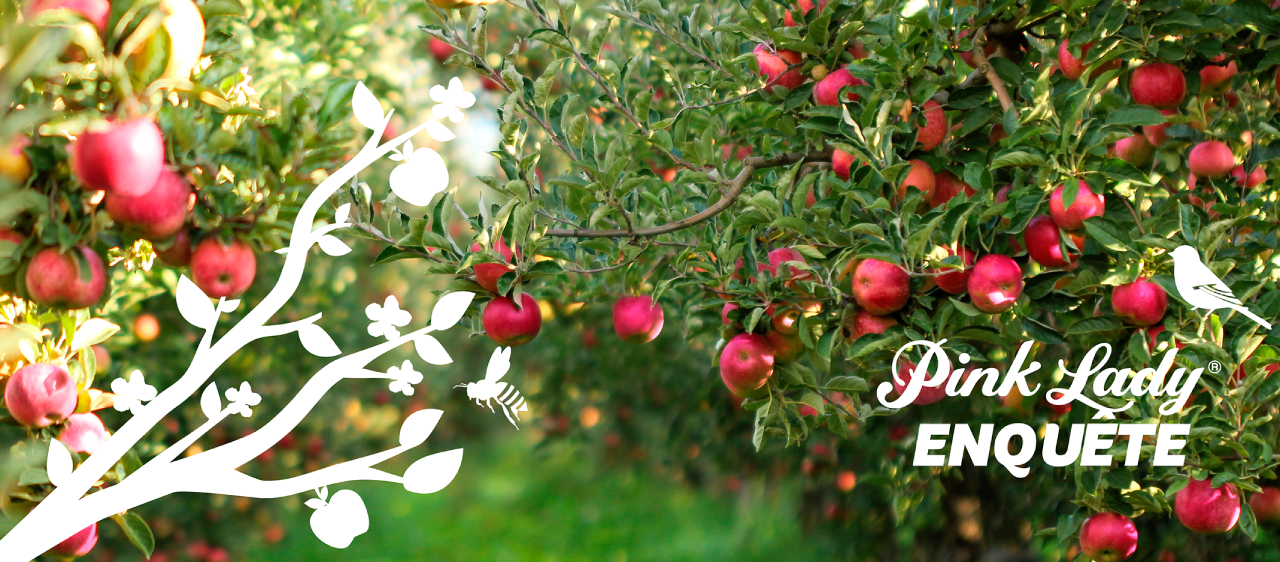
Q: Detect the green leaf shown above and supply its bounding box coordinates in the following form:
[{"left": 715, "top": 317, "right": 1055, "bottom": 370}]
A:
[
  {"left": 1104, "top": 106, "right": 1168, "bottom": 126},
  {"left": 991, "top": 151, "right": 1045, "bottom": 168},
  {"left": 112, "top": 512, "right": 155, "bottom": 558},
  {"left": 825, "top": 376, "right": 869, "bottom": 394},
  {"left": 527, "top": 28, "right": 575, "bottom": 54}
]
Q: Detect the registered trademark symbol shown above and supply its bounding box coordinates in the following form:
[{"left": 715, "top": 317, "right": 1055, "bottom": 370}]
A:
[{"left": 1209, "top": 361, "right": 1222, "bottom": 374}]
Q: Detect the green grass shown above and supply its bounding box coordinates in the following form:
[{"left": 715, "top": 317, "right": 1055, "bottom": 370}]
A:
[{"left": 251, "top": 436, "right": 834, "bottom": 562}]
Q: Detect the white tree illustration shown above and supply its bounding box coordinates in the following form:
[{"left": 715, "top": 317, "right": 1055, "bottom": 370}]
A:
[{"left": 0, "top": 81, "right": 478, "bottom": 559}]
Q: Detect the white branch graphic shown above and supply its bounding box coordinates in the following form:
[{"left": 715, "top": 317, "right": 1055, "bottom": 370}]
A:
[{"left": 0, "top": 80, "right": 483, "bottom": 559}]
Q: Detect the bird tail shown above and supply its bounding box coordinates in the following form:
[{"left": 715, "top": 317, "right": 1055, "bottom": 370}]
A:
[{"left": 1235, "top": 307, "right": 1274, "bottom": 331}]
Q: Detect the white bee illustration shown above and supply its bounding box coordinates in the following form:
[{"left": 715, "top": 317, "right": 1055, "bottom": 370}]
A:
[{"left": 455, "top": 347, "right": 528, "bottom": 428}]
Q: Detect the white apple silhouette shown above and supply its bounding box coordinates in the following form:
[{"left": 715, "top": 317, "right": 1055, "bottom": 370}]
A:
[
  {"left": 306, "top": 487, "right": 369, "bottom": 548},
  {"left": 388, "top": 141, "right": 448, "bottom": 206}
]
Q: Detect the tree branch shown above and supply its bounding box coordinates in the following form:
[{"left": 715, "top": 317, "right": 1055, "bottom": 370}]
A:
[
  {"left": 544, "top": 150, "right": 831, "bottom": 238},
  {"left": 971, "top": 28, "right": 1014, "bottom": 112}
]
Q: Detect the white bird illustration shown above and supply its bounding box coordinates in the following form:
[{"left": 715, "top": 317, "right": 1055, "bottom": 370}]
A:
[{"left": 1170, "top": 245, "right": 1273, "bottom": 330}]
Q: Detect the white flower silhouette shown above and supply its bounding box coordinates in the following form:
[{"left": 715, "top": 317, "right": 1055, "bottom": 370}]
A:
[
  {"left": 429, "top": 77, "right": 475, "bottom": 124},
  {"left": 224, "top": 382, "right": 262, "bottom": 418},
  {"left": 365, "top": 295, "right": 412, "bottom": 340},
  {"left": 111, "top": 370, "right": 157, "bottom": 415},
  {"left": 387, "top": 360, "right": 423, "bottom": 396}
]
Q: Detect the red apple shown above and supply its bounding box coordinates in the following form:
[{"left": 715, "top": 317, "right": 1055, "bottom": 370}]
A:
[
  {"left": 848, "top": 40, "right": 868, "bottom": 60},
  {"left": 833, "top": 148, "right": 855, "bottom": 181},
  {"left": 472, "top": 239, "right": 517, "bottom": 294},
  {"left": 770, "top": 306, "right": 801, "bottom": 335},
  {"left": 930, "top": 170, "right": 975, "bottom": 208},
  {"left": 956, "top": 29, "right": 996, "bottom": 68},
  {"left": 25, "top": 246, "right": 107, "bottom": 309},
  {"left": 1143, "top": 109, "right": 1177, "bottom": 148},
  {"left": 1113, "top": 134, "right": 1153, "bottom": 166},
  {"left": 1057, "top": 40, "right": 1094, "bottom": 81},
  {"left": 48, "top": 523, "right": 97, "bottom": 557},
  {"left": 892, "top": 361, "right": 946, "bottom": 405},
  {"left": 1024, "top": 215, "right": 1080, "bottom": 269},
  {"left": 154, "top": 228, "right": 194, "bottom": 267},
  {"left": 483, "top": 293, "right": 542, "bottom": 346},
  {"left": 1199, "top": 56, "right": 1237, "bottom": 94},
  {"left": 813, "top": 67, "right": 866, "bottom": 105},
  {"left": 58, "top": 412, "right": 109, "bottom": 454},
  {"left": 1188, "top": 141, "right": 1235, "bottom": 178},
  {"left": 1144, "top": 325, "right": 1184, "bottom": 351},
  {"left": 28, "top": 0, "right": 109, "bottom": 31},
  {"left": 721, "top": 302, "right": 738, "bottom": 325},
  {"left": 1079, "top": 512, "right": 1138, "bottom": 562},
  {"left": 767, "top": 330, "right": 804, "bottom": 363},
  {"left": 761, "top": 247, "right": 809, "bottom": 283},
  {"left": 104, "top": 168, "right": 191, "bottom": 240},
  {"left": 754, "top": 44, "right": 805, "bottom": 91},
  {"left": 613, "top": 296, "right": 664, "bottom": 343},
  {"left": 719, "top": 333, "right": 775, "bottom": 397},
  {"left": 428, "top": 37, "right": 454, "bottom": 63},
  {"left": 0, "top": 136, "right": 31, "bottom": 183},
  {"left": 1175, "top": 476, "right": 1240, "bottom": 533},
  {"left": 1112, "top": 278, "right": 1167, "bottom": 326},
  {"left": 851, "top": 258, "right": 910, "bottom": 315},
  {"left": 1130, "top": 62, "right": 1186, "bottom": 109},
  {"left": 916, "top": 100, "right": 947, "bottom": 151},
  {"left": 988, "top": 124, "right": 1008, "bottom": 146},
  {"left": 1049, "top": 180, "right": 1105, "bottom": 231},
  {"left": 933, "top": 246, "right": 975, "bottom": 294},
  {"left": 842, "top": 310, "right": 897, "bottom": 341},
  {"left": 72, "top": 118, "right": 166, "bottom": 196},
  {"left": 899, "top": 159, "right": 936, "bottom": 201},
  {"left": 967, "top": 254, "right": 1023, "bottom": 313},
  {"left": 782, "top": 0, "right": 826, "bottom": 26},
  {"left": 4, "top": 363, "right": 78, "bottom": 428},
  {"left": 1231, "top": 165, "right": 1265, "bottom": 188},
  {"left": 1250, "top": 487, "right": 1280, "bottom": 526},
  {"left": 190, "top": 238, "right": 256, "bottom": 298}
]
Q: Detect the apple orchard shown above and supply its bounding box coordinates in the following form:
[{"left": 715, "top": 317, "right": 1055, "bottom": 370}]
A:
[{"left": 4, "top": 0, "right": 1280, "bottom": 559}]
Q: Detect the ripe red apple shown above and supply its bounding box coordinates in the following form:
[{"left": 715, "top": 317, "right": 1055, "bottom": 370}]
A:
[
  {"left": 0, "top": 136, "right": 31, "bottom": 183},
  {"left": 848, "top": 40, "right": 868, "bottom": 60},
  {"left": 720, "top": 333, "right": 775, "bottom": 397},
  {"left": 1057, "top": 40, "right": 1094, "bottom": 81},
  {"left": 899, "top": 159, "right": 936, "bottom": 201},
  {"left": 1231, "top": 165, "right": 1265, "bottom": 188},
  {"left": 472, "top": 239, "right": 517, "bottom": 294},
  {"left": 1175, "top": 476, "right": 1240, "bottom": 533},
  {"left": 0, "top": 227, "right": 22, "bottom": 250},
  {"left": 190, "top": 238, "right": 256, "bottom": 298},
  {"left": 428, "top": 37, "right": 454, "bottom": 63},
  {"left": 28, "top": 0, "right": 109, "bottom": 31},
  {"left": 851, "top": 258, "right": 910, "bottom": 315},
  {"left": 25, "top": 246, "right": 107, "bottom": 309},
  {"left": 58, "top": 412, "right": 109, "bottom": 454},
  {"left": 813, "top": 67, "right": 866, "bottom": 105},
  {"left": 1112, "top": 134, "right": 1153, "bottom": 166},
  {"left": 721, "top": 302, "right": 738, "bottom": 325},
  {"left": 1079, "top": 512, "right": 1138, "bottom": 562},
  {"left": 833, "top": 148, "right": 855, "bottom": 181},
  {"left": 761, "top": 247, "right": 809, "bottom": 283},
  {"left": 930, "top": 171, "right": 975, "bottom": 209},
  {"left": 613, "top": 296, "right": 664, "bottom": 343},
  {"left": 1144, "top": 325, "right": 1185, "bottom": 352},
  {"left": 1112, "top": 279, "right": 1167, "bottom": 326},
  {"left": 4, "top": 363, "right": 78, "bottom": 428},
  {"left": 842, "top": 310, "right": 897, "bottom": 342},
  {"left": 956, "top": 29, "right": 996, "bottom": 68},
  {"left": 1143, "top": 109, "right": 1177, "bottom": 147},
  {"left": 48, "top": 523, "right": 98, "bottom": 557},
  {"left": 988, "top": 123, "right": 1008, "bottom": 146},
  {"left": 1024, "top": 215, "right": 1080, "bottom": 269},
  {"left": 766, "top": 330, "right": 804, "bottom": 363},
  {"left": 483, "top": 293, "right": 542, "bottom": 346},
  {"left": 1187, "top": 141, "right": 1235, "bottom": 178},
  {"left": 72, "top": 118, "right": 166, "bottom": 196},
  {"left": 892, "top": 361, "right": 946, "bottom": 405},
  {"left": 933, "top": 245, "right": 975, "bottom": 294},
  {"left": 1199, "top": 56, "right": 1237, "bottom": 94},
  {"left": 1250, "top": 487, "right": 1280, "bottom": 526},
  {"left": 770, "top": 306, "right": 801, "bottom": 335},
  {"left": 783, "top": 0, "right": 826, "bottom": 26},
  {"left": 1049, "top": 180, "right": 1105, "bottom": 231},
  {"left": 1129, "top": 62, "right": 1186, "bottom": 109},
  {"left": 967, "top": 254, "right": 1023, "bottom": 313},
  {"left": 754, "top": 44, "right": 805, "bottom": 91},
  {"left": 916, "top": 100, "right": 947, "bottom": 151},
  {"left": 154, "top": 228, "right": 194, "bottom": 267},
  {"left": 104, "top": 168, "right": 191, "bottom": 240}
]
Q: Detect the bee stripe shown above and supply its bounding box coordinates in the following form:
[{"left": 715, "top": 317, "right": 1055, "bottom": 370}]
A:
[
  {"left": 502, "top": 391, "right": 521, "bottom": 405},
  {"left": 499, "top": 386, "right": 517, "bottom": 401},
  {"left": 513, "top": 397, "right": 527, "bottom": 411}
]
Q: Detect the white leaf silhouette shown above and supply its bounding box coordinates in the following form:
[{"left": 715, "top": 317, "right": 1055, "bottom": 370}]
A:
[
  {"left": 334, "top": 203, "right": 351, "bottom": 225},
  {"left": 200, "top": 382, "right": 221, "bottom": 419},
  {"left": 298, "top": 324, "right": 341, "bottom": 357},
  {"left": 402, "top": 448, "right": 464, "bottom": 494},
  {"left": 304, "top": 498, "right": 327, "bottom": 509},
  {"left": 414, "top": 335, "right": 452, "bottom": 365},
  {"left": 275, "top": 247, "right": 290, "bottom": 254},
  {"left": 399, "top": 409, "right": 442, "bottom": 447},
  {"left": 218, "top": 299, "right": 241, "bottom": 313},
  {"left": 176, "top": 275, "right": 216, "bottom": 330},
  {"left": 425, "top": 121, "right": 456, "bottom": 142},
  {"left": 430, "top": 292, "right": 474, "bottom": 330},
  {"left": 351, "top": 81, "right": 384, "bottom": 131},
  {"left": 47, "top": 439, "right": 72, "bottom": 488},
  {"left": 403, "top": 139, "right": 414, "bottom": 156},
  {"left": 317, "top": 235, "right": 352, "bottom": 257}
]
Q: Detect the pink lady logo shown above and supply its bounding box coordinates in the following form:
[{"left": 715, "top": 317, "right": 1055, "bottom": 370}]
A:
[{"left": 876, "top": 340, "right": 1202, "bottom": 478}]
